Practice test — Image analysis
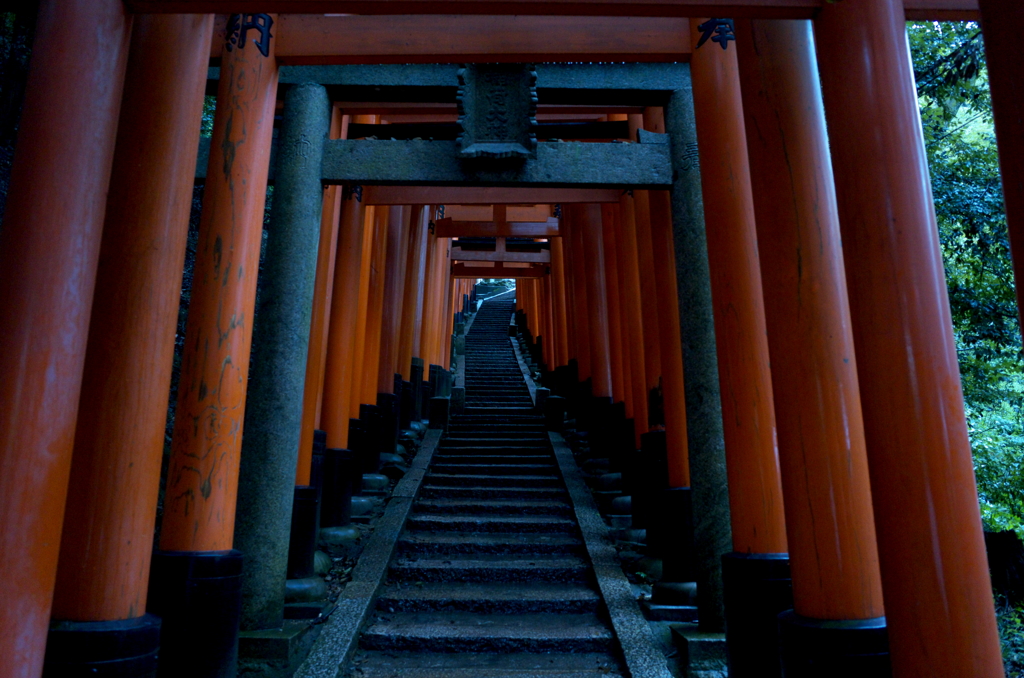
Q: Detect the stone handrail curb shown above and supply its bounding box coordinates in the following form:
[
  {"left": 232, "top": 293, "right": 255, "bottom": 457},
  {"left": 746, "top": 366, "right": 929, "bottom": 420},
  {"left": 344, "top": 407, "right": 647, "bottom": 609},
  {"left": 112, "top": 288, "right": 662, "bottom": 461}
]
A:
[{"left": 296, "top": 428, "right": 443, "bottom": 678}]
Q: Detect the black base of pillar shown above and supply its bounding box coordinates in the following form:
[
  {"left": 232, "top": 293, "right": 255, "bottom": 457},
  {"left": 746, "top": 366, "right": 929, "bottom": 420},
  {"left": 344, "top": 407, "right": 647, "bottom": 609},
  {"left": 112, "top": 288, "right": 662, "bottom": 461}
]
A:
[
  {"left": 648, "top": 487, "right": 693, "bottom": 581},
  {"left": 286, "top": 485, "right": 320, "bottom": 580},
  {"left": 428, "top": 396, "right": 450, "bottom": 430},
  {"left": 320, "top": 448, "right": 356, "bottom": 528},
  {"left": 377, "top": 392, "right": 400, "bottom": 456},
  {"left": 357, "top": 405, "right": 382, "bottom": 473},
  {"left": 44, "top": 614, "right": 161, "bottom": 678},
  {"left": 147, "top": 550, "right": 243, "bottom": 678},
  {"left": 630, "top": 431, "right": 669, "bottom": 528},
  {"left": 544, "top": 395, "right": 566, "bottom": 431},
  {"left": 778, "top": 611, "right": 890, "bottom": 678},
  {"left": 410, "top": 358, "right": 425, "bottom": 420},
  {"left": 722, "top": 552, "right": 793, "bottom": 678},
  {"left": 399, "top": 379, "right": 414, "bottom": 429}
]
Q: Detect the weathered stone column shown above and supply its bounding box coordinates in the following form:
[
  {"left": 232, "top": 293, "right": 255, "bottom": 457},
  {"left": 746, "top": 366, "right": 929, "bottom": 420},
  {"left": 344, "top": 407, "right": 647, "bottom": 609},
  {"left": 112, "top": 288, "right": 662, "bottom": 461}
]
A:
[
  {"left": 234, "top": 83, "right": 330, "bottom": 631},
  {"left": 664, "top": 66, "right": 732, "bottom": 633}
]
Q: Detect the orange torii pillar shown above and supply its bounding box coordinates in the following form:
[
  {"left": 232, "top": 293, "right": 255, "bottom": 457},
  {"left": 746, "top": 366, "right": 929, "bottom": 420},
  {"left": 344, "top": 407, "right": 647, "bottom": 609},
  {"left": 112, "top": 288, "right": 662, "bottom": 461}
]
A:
[
  {"left": 817, "top": 1, "right": 1003, "bottom": 675},
  {"left": 399, "top": 206, "right": 431, "bottom": 424},
  {"left": 600, "top": 207, "right": 628, "bottom": 413},
  {"left": 551, "top": 236, "right": 571, "bottom": 369},
  {"left": 0, "top": 2, "right": 130, "bottom": 675},
  {"left": 683, "top": 16, "right": 781, "bottom": 635},
  {"left": 628, "top": 117, "right": 665, "bottom": 430},
  {"left": 982, "top": 4, "right": 1024, "bottom": 345},
  {"left": 737, "top": 19, "right": 887, "bottom": 675},
  {"left": 579, "top": 205, "right": 614, "bottom": 405},
  {"left": 615, "top": 194, "right": 650, "bottom": 449},
  {"left": 566, "top": 207, "right": 593, "bottom": 403},
  {"left": 319, "top": 191, "right": 369, "bottom": 450},
  {"left": 41, "top": 15, "right": 211, "bottom": 677},
  {"left": 377, "top": 206, "right": 412, "bottom": 456},
  {"left": 153, "top": 18, "right": 278, "bottom": 677},
  {"left": 295, "top": 110, "right": 351, "bottom": 486},
  {"left": 348, "top": 204, "right": 377, "bottom": 420}
]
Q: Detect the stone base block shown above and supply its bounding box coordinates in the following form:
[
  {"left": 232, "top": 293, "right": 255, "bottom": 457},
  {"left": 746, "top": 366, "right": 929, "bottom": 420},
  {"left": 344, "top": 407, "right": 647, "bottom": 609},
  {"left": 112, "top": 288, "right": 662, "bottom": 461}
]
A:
[
  {"left": 238, "top": 619, "right": 317, "bottom": 663},
  {"left": 319, "top": 525, "right": 360, "bottom": 555},
  {"left": 671, "top": 624, "right": 728, "bottom": 678}
]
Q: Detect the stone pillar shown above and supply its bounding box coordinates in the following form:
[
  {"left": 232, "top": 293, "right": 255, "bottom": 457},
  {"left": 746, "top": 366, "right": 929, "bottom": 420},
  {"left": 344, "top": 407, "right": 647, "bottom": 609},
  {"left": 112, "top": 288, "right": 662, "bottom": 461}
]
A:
[
  {"left": 234, "top": 83, "right": 330, "bottom": 631},
  {"left": 0, "top": 1, "right": 130, "bottom": 674},
  {"left": 296, "top": 109, "right": 345, "bottom": 485},
  {"left": 152, "top": 17, "right": 278, "bottom": 677},
  {"left": 816, "top": 1, "right": 1004, "bottom": 675},
  {"left": 42, "top": 15, "right": 211, "bottom": 678},
  {"left": 737, "top": 18, "right": 886, "bottom": 675},
  {"left": 664, "top": 67, "right": 732, "bottom": 634}
]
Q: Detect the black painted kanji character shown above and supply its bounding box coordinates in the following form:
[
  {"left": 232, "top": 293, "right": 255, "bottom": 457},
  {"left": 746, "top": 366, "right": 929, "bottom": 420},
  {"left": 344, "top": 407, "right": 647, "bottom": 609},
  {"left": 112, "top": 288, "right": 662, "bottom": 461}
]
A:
[
  {"left": 225, "top": 14, "right": 274, "bottom": 58},
  {"left": 696, "top": 18, "right": 736, "bottom": 51}
]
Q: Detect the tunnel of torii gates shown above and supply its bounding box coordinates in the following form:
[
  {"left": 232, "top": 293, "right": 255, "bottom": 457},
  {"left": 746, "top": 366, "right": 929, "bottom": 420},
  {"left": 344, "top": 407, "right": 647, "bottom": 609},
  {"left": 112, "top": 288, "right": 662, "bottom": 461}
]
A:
[{"left": 5, "top": 1, "right": 1024, "bottom": 677}]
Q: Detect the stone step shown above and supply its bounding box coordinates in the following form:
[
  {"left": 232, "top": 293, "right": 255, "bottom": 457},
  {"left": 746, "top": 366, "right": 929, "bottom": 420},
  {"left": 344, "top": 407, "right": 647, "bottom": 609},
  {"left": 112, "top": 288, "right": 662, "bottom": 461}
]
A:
[
  {"left": 430, "top": 463, "right": 558, "bottom": 476},
  {"left": 397, "top": 531, "right": 583, "bottom": 556},
  {"left": 348, "top": 651, "right": 624, "bottom": 678},
  {"left": 376, "top": 581, "right": 600, "bottom": 613},
  {"left": 424, "top": 473, "right": 562, "bottom": 488},
  {"left": 359, "top": 612, "right": 615, "bottom": 653},
  {"left": 440, "top": 437, "right": 548, "bottom": 447},
  {"left": 406, "top": 514, "right": 577, "bottom": 534},
  {"left": 432, "top": 453, "right": 552, "bottom": 464},
  {"left": 414, "top": 498, "right": 572, "bottom": 516},
  {"left": 418, "top": 485, "right": 566, "bottom": 500},
  {"left": 390, "top": 555, "right": 590, "bottom": 583},
  {"left": 463, "top": 407, "right": 535, "bottom": 415}
]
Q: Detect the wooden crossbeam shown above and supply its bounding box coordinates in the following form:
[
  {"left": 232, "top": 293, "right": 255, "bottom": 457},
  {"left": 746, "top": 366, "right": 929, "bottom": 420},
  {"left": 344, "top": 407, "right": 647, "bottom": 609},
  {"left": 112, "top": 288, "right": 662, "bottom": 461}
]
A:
[
  {"left": 361, "top": 187, "right": 620, "bottom": 205},
  {"left": 129, "top": 0, "right": 979, "bottom": 21},
  {"left": 452, "top": 262, "right": 547, "bottom": 278},
  {"left": 210, "top": 15, "right": 691, "bottom": 64}
]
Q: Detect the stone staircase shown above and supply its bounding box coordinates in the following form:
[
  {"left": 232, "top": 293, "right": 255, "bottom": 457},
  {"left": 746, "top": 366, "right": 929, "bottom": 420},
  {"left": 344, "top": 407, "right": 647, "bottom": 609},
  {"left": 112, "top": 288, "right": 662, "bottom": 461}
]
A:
[{"left": 346, "top": 291, "right": 626, "bottom": 677}]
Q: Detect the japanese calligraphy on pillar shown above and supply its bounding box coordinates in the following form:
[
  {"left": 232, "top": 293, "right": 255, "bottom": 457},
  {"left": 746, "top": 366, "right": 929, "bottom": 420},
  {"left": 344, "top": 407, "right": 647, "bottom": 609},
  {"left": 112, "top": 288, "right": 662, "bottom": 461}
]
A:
[
  {"left": 225, "top": 14, "right": 274, "bottom": 57},
  {"left": 697, "top": 19, "right": 736, "bottom": 50}
]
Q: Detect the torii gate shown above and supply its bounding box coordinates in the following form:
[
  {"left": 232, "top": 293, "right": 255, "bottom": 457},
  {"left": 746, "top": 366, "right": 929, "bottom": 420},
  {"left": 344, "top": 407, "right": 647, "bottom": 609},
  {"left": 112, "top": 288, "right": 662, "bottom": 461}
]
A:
[{"left": 0, "top": 2, "right": 1020, "bottom": 678}]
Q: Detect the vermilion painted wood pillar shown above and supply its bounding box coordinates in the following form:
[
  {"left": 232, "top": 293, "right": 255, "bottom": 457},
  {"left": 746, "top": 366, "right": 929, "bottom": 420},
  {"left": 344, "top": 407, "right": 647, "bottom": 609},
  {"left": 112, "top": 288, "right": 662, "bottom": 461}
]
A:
[
  {"left": 567, "top": 207, "right": 593, "bottom": 384},
  {"left": 627, "top": 156, "right": 664, "bottom": 427},
  {"left": 420, "top": 233, "right": 443, "bottom": 370},
  {"left": 400, "top": 207, "right": 430, "bottom": 380},
  {"left": 600, "top": 206, "right": 627, "bottom": 405},
  {"left": 0, "top": 2, "right": 130, "bottom": 674},
  {"left": 736, "top": 18, "right": 886, "bottom": 675},
  {"left": 543, "top": 274, "right": 557, "bottom": 369},
  {"left": 551, "top": 237, "right": 571, "bottom": 368},
  {"left": 615, "top": 197, "right": 650, "bottom": 446},
  {"left": 155, "top": 15, "right": 278, "bottom": 676},
  {"left": 42, "top": 13, "right": 210, "bottom": 675},
  {"left": 579, "top": 205, "right": 614, "bottom": 399},
  {"left": 981, "top": 1, "right": 1024, "bottom": 341},
  {"left": 816, "top": 1, "right": 1004, "bottom": 675},
  {"left": 690, "top": 16, "right": 783, "bottom": 633},
  {"left": 319, "top": 194, "right": 368, "bottom": 449},
  {"left": 360, "top": 208, "right": 390, "bottom": 406},
  {"left": 640, "top": 108, "right": 691, "bottom": 488},
  {"left": 377, "top": 206, "right": 412, "bottom": 394},
  {"left": 296, "top": 108, "right": 345, "bottom": 483},
  {"left": 348, "top": 205, "right": 377, "bottom": 416}
]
